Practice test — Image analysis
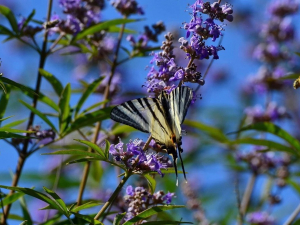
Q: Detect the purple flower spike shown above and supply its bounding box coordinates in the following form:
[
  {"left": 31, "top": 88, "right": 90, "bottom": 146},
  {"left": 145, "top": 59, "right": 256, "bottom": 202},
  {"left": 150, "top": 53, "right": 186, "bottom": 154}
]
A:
[{"left": 247, "top": 211, "right": 274, "bottom": 225}]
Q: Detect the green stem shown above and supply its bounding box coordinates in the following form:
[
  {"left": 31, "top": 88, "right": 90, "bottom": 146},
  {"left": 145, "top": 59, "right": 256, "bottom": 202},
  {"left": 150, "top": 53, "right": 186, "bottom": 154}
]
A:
[
  {"left": 283, "top": 203, "right": 300, "bottom": 225},
  {"left": 1, "top": 1, "right": 53, "bottom": 224},
  {"left": 93, "top": 171, "right": 131, "bottom": 222},
  {"left": 76, "top": 16, "right": 127, "bottom": 207},
  {"left": 240, "top": 173, "right": 257, "bottom": 216}
]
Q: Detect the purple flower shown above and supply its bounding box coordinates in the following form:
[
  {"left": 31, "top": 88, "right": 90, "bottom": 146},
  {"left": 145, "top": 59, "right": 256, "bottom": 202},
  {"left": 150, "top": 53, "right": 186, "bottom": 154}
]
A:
[
  {"left": 126, "top": 185, "right": 134, "bottom": 196},
  {"left": 269, "top": 0, "right": 299, "bottom": 17},
  {"left": 247, "top": 211, "right": 274, "bottom": 225},
  {"left": 162, "top": 192, "right": 174, "bottom": 204},
  {"left": 111, "top": 0, "right": 144, "bottom": 16}
]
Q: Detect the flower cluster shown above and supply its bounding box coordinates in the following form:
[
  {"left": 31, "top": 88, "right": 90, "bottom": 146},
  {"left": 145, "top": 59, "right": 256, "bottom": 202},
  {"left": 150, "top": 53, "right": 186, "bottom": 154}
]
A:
[
  {"left": 244, "top": 66, "right": 291, "bottom": 94},
  {"left": 109, "top": 138, "right": 172, "bottom": 176},
  {"left": 236, "top": 147, "right": 291, "bottom": 186},
  {"left": 124, "top": 185, "right": 175, "bottom": 220},
  {"left": 145, "top": 0, "right": 233, "bottom": 94},
  {"left": 181, "top": 182, "right": 209, "bottom": 225},
  {"left": 244, "top": 102, "right": 289, "bottom": 124},
  {"left": 146, "top": 33, "right": 205, "bottom": 94},
  {"left": 246, "top": 211, "right": 275, "bottom": 225},
  {"left": 12, "top": 125, "right": 55, "bottom": 146},
  {"left": 127, "top": 21, "right": 166, "bottom": 56},
  {"left": 111, "top": 0, "right": 144, "bottom": 17},
  {"left": 51, "top": 0, "right": 104, "bottom": 35}
]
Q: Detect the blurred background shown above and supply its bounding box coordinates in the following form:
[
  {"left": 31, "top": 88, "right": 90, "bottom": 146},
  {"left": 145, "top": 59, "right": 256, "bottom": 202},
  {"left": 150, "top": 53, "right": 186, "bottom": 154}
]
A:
[{"left": 1, "top": 0, "right": 300, "bottom": 224}]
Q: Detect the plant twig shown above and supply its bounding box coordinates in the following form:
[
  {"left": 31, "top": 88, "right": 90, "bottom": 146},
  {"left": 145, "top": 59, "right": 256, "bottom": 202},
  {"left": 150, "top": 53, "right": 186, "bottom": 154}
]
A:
[
  {"left": 1, "top": 1, "right": 53, "bottom": 223},
  {"left": 283, "top": 203, "right": 300, "bottom": 225},
  {"left": 92, "top": 171, "right": 131, "bottom": 223},
  {"left": 240, "top": 173, "right": 257, "bottom": 216},
  {"left": 76, "top": 17, "right": 127, "bottom": 207}
]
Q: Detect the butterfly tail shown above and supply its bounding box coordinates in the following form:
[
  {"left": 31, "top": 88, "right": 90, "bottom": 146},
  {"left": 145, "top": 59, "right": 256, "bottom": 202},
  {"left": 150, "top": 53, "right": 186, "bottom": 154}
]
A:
[
  {"left": 178, "top": 146, "right": 187, "bottom": 182},
  {"left": 172, "top": 155, "right": 179, "bottom": 186}
]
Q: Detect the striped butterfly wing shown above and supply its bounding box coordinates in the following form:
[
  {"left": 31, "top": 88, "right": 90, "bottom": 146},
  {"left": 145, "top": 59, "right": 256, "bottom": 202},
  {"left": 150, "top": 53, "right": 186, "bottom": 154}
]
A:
[{"left": 110, "top": 97, "right": 173, "bottom": 146}]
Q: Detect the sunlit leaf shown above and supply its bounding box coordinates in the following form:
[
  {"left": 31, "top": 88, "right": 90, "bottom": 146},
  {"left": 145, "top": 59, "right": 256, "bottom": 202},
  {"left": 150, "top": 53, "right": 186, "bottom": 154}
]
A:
[
  {"left": 143, "top": 174, "right": 156, "bottom": 194},
  {"left": 0, "top": 86, "right": 10, "bottom": 122},
  {"left": 74, "top": 139, "right": 106, "bottom": 159},
  {"left": 74, "top": 77, "right": 104, "bottom": 117},
  {"left": 104, "top": 139, "right": 110, "bottom": 159},
  {"left": 232, "top": 122, "right": 300, "bottom": 154},
  {"left": 0, "top": 127, "right": 34, "bottom": 133},
  {"left": 59, "top": 83, "right": 71, "bottom": 133},
  {"left": 0, "top": 77, "right": 37, "bottom": 95},
  {"left": 1, "top": 192, "right": 24, "bottom": 206},
  {"left": 19, "top": 100, "right": 58, "bottom": 134},
  {"left": 39, "top": 69, "right": 64, "bottom": 96},
  {"left": 113, "top": 212, "right": 126, "bottom": 225},
  {"left": 0, "top": 115, "right": 14, "bottom": 122},
  {"left": 0, "top": 5, "right": 18, "bottom": 33},
  {"left": 123, "top": 205, "right": 185, "bottom": 225},
  {"left": 71, "top": 201, "right": 103, "bottom": 213},
  {"left": 0, "top": 213, "right": 24, "bottom": 221},
  {"left": 80, "top": 100, "right": 109, "bottom": 115},
  {"left": 2, "top": 119, "right": 27, "bottom": 128},
  {"left": 72, "top": 212, "right": 103, "bottom": 224},
  {"left": 43, "top": 187, "right": 69, "bottom": 217},
  {"left": 73, "top": 18, "right": 139, "bottom": 41},
  {"left": 184, "top": 120, "right": 228, "bottom": 143},
  {"left": 64, "top": 107, "right": 112, "bottom": 135}
]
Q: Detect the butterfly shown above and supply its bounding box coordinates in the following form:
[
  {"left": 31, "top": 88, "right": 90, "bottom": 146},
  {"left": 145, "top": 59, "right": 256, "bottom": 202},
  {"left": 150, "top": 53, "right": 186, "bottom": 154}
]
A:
[{"left": 110, "top": 86, "right": 193, "bottom": 184}]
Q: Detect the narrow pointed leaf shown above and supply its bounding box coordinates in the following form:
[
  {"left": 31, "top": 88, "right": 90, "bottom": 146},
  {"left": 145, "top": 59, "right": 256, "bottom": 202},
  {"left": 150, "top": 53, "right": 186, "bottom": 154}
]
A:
[
  {"left": 0, "top": 185, "right": 64, "bottom": 215},
  {"left": 71, "top": 201, "right": 102, "bottom": 213},
  {"left": 20, "top": 9, "right": 35, "bottom": 32},
  {"left": 143, "top": 174, "right": 156, "bottom": 194},
  {"left": 184, "top": 120, "right": 228, "bottom": 143},
  {"left": 0, "top": 132, "right": 33, "bottom": 139},
  {"left": 111, "top": 125, "right": 136, "bottom": 135},
  {"left": 0, "top": 5, "right": 18, "bottom": 33},
  {"left": 104, "top": 139, "right": 110, "bottom": 159},
  {"left": 19, "top": 197, "right": 33, "bottom": 225},
  {"left": 0, "top": 213, "right": 24, "bottom": 221},
  {"left": 64, "top": 107, "right": 112, "bottom": 135},
  {"left": 0, "top": 127, "right": 34, "bottom": 133},
  {"left": 43, "top": 187, "right": 69, "bottom": 216},
  {"left": 75, "top": 77, "right": 104, "bottom": 117},
  {"left": 1, "top": 192, "right": 24, "bottom": 206},
  {"left": 19, "top": 100, "right": 58, "bottom": 133},
  {"left": 59, "top": 83, "right": 71, "bottom": 133},
  {"left": 73, "top": 18, "right": 138, "bottom": 42},
  {"left": 123, "top": 205, "right": 185, "bottom": 225},
  {"left": 39, "top": 69, "right": 63, "bottom": 96},
  {"left": 72, "top": 213, "right": 103, "bottom": 224},
  {"left": 2, "top": 119, "right": 27, "bottom": 128},
  {"left": 0, "top": 24, "right": 14, "bottom": 36},
  {"left": 231, "top": 138, "right": 296, "bottom": 154},
  {"left": 113, "top": 212, "right": 126, "bottom": 225},
  {"left": 74, "top": 139, "right": 106, "bottom": 158},
  {"left": 233, "top": 122, "right": 300, "bottom": 152},
  {"left": 0, "top": 86, "right": 10, "bottom": 122},
  {"left": 80, "top": 100, "right": 109, "bottom": 115},
  {"left": 0, "top": 77, "right": 37, "bottom": 95},
  {"left": 42, "top": 150, "right": 105, "bottom": 159},
  {"left": 0, "top": 115, "right": 14, "bottom": 122}
]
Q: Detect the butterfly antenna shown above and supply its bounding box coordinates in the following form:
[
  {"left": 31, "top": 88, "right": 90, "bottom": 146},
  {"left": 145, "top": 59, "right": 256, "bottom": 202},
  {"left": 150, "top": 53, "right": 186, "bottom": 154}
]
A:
[
  {"left": 178, "top": 147, "right": 187, "bottom": 182},
  {"left": 172, "top": 154, "right": 179, "bottom": 186}
]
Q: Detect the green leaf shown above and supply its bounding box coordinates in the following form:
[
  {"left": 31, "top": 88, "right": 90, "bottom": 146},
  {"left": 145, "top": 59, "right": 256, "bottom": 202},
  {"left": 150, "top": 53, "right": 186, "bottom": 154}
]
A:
[
  {"left": 59, "top": 83, "right": 71, "bottom": 133},
  {"left": 104, "top": 139, "right": 110, "bottom": 159},
  {"left": 0, "top": 80, "right": 7, "bottom": 93},
  {"left": 184, "top": 120, "right": 228, "bottom": 143},
  {"left": 43, "top": 187, "right": 69, "bottom": 217},
  {"left": 113, "top": 212, "right": 126, "bottom": 225},
  {"left": 20, "top": 10, "right": 35, "bottom": 32},
  {"left": 279, "top": 73, "right": 300, "bottom": 80},
  {"left": 295, "top": 52, "right": 300, "bottom": 57},
  {"left": 74, "top": 77, "right": 104, "bottom": 117},
  {"left": 0, "top": 86, "right": 10, "bottom": 122},
  {"left": 0, "top": 77, "right": 37, "bottom": 95},
  {"left": 72, "top": 213, "right": 103, "bottom": 224},
  {"left": 19, "top": 100, "right": 58, "bottom": 134},
  {"left": 73, "top": 18, "right": 138, "bottom": 42},
  {"left": 1, "top": 192, "right": 24, "bottom": 206},
  {"left": 234, "top": 122, "right": 300, "bottom": 155},
  {"left": 123, "top": 205, "right": 185, "bottom": 225},
  {"left": 19, "top": 197, "right": 33, "bottom": 225},
  {"left": 80, "top": 100, "right": 109, "bottom": 115},
  {"left": 0, "top": 24, "right": 14, "bottom": 36},
  {"left": 231, "top": 138, "right": 296, "bottom": 154},
  {"left": 0, "top": 213, "right": 25, "bottom": 221},
  {"left": 0, "top": 127, "right": 34, "bottom": 133},
  {"left": 0, "top": 5, "right": 18, "bottom": 33},
  {"left": 39, "top": 69, "right": 64, "bottom": 96},
  {"left": 2, "top": 119, "right": 27, "bottom": 128},
  {"left": 143, "top": 174, "right": 156, "bottom": 194},
  {"left": 71, "top": 201, "right": 102, "bottom": 213},
  {"left": 108, "top": 26, "right": 136, "bottom": 34},
  {"left": 0, "top": 115, "right": 13, "bottom": 122},
  {"left": 111, "top": 125, "right": 136, "bottom": 135},
  {"left": 0, "top": 185, "right": 65, "bottom": 215},
  {"left": 74, "top": 139, "right": 106, "bottom": 159},
  {"left": 0, "top": 132, "right": 32, "bottom": 139},
  {"left": 64, "top": 107, "right": 112, "bottom": 135},
  {"left": 42, "top": 150, "right": 105, "bottom": 159},
  {"left": 22, "top": 86, "right": 59, "bottom": 112},
  {"left": 141, "top": 222, "right": 193, "bottom": 225}
]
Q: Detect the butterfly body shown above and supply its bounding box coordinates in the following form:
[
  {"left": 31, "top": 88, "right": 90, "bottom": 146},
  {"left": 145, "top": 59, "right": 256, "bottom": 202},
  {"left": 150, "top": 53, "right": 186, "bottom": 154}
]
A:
[{"left": 110, "top": 86, "right": 193, "bottom": 184}]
